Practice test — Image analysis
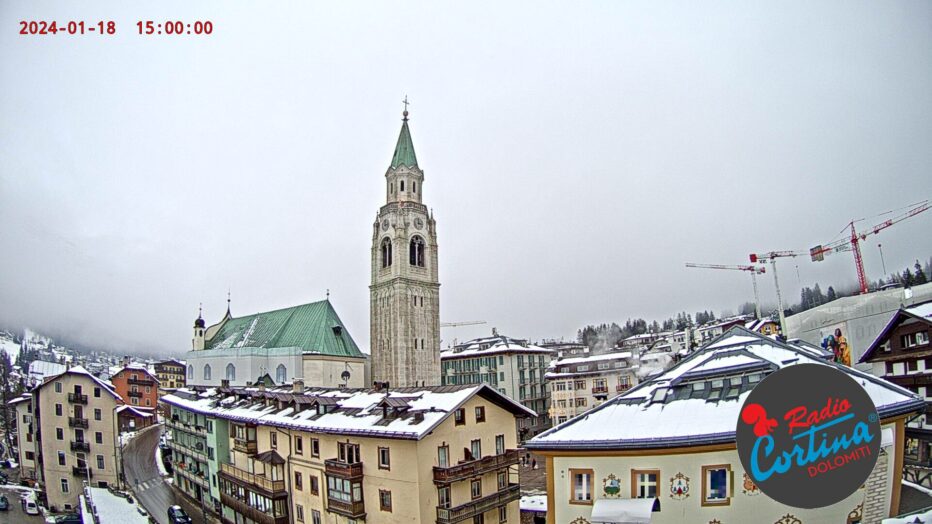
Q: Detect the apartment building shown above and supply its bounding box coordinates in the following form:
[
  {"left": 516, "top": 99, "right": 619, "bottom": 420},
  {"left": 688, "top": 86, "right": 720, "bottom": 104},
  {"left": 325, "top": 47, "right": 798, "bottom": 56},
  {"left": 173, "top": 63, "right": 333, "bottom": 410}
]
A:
[
  {"left": 161, "top": 382, "right": 533, "bottom": 524},
  {"left": 859, "top": 301, "right": 932, "bottom": 466},
  {"left": 546, "top": 351, "right": 639, "bottom": 425},
  {"left": 24, "top": 366, "right": 123, "bottom": 511},
  {"left": 166, "top": 399, "right": 231, "bottom": 513},
  {"left": 527, "top": 327, "right": 924, "bottom": 524},
  {"left": 441, "top": 331, "right": 554, "bottom": 438},
  {"left": 10, "top": 395, "right": 37, "bottom": 480},
  {"left": 110, "top": 364, "right": 160, "bottom": 411},
  {"left": 155, "top": 358, "right": 187, "bottom": 390}
]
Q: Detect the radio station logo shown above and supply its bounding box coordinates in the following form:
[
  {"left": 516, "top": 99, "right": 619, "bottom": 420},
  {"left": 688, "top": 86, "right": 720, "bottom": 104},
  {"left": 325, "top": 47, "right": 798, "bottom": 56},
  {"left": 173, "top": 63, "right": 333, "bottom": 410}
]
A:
[{"left": 735, "top": 364, "right": 880, "bottom": 508}]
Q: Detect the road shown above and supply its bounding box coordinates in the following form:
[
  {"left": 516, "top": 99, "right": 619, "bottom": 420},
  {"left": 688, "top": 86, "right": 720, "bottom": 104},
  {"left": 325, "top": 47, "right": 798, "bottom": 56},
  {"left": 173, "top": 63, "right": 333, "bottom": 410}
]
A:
[
  {"left": 123, "top": 424, "right": 209, "bottom": 524},
  {"left": 0, "top": 486, "right": 43, "bottom": 523}
]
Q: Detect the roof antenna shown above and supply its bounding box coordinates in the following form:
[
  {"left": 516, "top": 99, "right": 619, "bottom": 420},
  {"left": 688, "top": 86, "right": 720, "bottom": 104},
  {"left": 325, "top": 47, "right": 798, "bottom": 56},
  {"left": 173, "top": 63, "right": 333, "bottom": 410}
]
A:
[
  {"left": 226, "top": 288, "right": 232, "bottom": 315},
  {"left": 402, "top": 95, "right": 410, "bottom": 121},
  {"left": 326, "top": 288, "right": 330, "bottom": 300}
]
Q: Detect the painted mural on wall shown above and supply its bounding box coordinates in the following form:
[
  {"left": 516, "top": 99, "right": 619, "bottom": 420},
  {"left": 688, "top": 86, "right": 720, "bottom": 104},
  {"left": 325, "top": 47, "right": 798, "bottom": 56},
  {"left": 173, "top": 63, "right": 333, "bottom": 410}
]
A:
[
  {"left": 742, "top": 472, "right": 760, "bottom": 496},
  {"left": 669, "top": 472, "right": 690, "bottom": 500},
  {"left": 602, "top": 474, "right": 621, "bottom": 496}
]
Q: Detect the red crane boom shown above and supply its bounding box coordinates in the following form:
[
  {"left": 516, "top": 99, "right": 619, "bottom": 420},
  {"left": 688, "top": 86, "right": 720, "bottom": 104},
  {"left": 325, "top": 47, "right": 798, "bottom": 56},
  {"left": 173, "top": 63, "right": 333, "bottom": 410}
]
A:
[{"left": 810, "top": 200, "right": 930, "bottom": 294}]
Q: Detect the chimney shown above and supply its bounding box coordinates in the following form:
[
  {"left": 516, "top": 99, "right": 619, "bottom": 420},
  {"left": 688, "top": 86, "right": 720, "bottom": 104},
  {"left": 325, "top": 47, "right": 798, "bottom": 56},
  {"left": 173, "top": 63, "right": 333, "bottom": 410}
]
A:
[
  {"left": 492, "top": 327, "right": 498, "bottom": 337},
  {"left": 122, "top": 355, "right": 130, "bottom": 367},
  {"left": 221, "top": 379, "right": 229, "bottom": 388},
  {"left": 258, "top": 382, "right": 266, "bottom": 392},
  {"left": 292, "top": 379, "right": 305, "bottom": 394}
]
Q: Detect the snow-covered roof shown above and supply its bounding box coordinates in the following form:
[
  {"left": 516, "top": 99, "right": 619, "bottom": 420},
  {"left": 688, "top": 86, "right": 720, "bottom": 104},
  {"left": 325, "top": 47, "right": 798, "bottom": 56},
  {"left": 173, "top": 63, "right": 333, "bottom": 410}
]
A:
[
  {"left": 520, "top": 495, "right": 547, "bottom": 512},
  {"left": 442, "top": 334, "right": 554, "bottom": 359},
  {"left": 860, "top": 301, "right": 932, "bottom": 363},
  {"left": 40, "top": 365, "right": 121, "bottom": 400},
  {"left": 85, "top": 487, "right": 150, "bottom": 524},
  {"left": 7, "top": 394, "right": 30, "bottom": 406},
  {"left": 527, "top": 327, "right": 924, "bottom": 451},
  {"left": 28, "top": 360, "right": 67, "bottom": 380},
  {"left": 113, "top": 365, "right": 160, "bottom": 383},
  {"left": 162, "top": 383, "right": 535, "bottom": 440},
  {"left": 117, "top": 405, "right": 154, "bottom": 417},
  {"left": 550, "top": 351, "right": 633, "bottom": 367}
]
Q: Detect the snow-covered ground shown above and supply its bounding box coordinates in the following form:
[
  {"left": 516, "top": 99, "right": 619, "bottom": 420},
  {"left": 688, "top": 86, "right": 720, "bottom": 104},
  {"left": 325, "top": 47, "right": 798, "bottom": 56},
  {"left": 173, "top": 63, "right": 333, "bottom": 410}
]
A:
[
  {"left": 84, "top": 486, "right": 150, "bottom": 523},
  {"left": 155, "top": 443, "right": 168, "bottom": 476},
  {"left": 119, "top": 431, "right": 138, "bottom": 448},
  {"left": 0, "top": 333, "right": 21, "bottom": 362}
]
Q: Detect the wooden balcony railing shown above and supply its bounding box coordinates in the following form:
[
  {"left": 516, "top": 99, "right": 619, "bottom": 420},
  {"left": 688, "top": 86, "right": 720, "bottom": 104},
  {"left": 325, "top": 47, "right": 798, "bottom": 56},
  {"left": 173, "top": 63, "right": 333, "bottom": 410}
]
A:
[
  {"left": 219, "top": 462, "right": 286, "bottom": 495},
  {"left": 69, "top": 417, "right": 89, "bottom": 429},
  {"left": 127, "top": 390, "right": 143, "bottom": 398},
  {"left": 72, "top": 466, "right": 93, "bottom": 478},
  {"left": 616, "top": 384, "right": 631, "bottom": 393},
  {"left": 128, "top": 377, "right": 155, "bottom": 387},
  {"left": 436, "top": 484, "right": 520, "bottom": 524},
  {"left": 70, "top": 441, "right": 90, "bottom": 452},
  {"left": 591, "top": 387, "right": 609, "bottom": 394},
  {"left": 233, "top": 438, "right": 258, "bottom": 454},
  {"left": 326, "top": 498, "right": 366, "bottom": 519},
  {"left": 68, "top": 393, "right": 88, "bottom": 404},
  {"left": 221, "top": 492, "right": 288, "bottom": 524},
  {"left": 325, "top": 459, "right": 363, "bottom": 479},
  {"left": 433, "top": 449, "right": 519, "bottom": 484}
]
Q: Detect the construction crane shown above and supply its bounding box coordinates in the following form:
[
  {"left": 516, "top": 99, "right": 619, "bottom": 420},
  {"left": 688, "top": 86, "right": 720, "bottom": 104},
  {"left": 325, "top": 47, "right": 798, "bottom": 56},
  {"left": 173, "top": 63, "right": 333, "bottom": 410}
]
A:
[
  {"left": 685, "top": 263, "right": 766, "bottom": 320},
  {"left": 809, "top": 200, "right": 931, "bottom": 294},
  {"left": 749, "top": 250, "right": 807, "bottom": 336},
  {"left": 440, "top": 321, "right": 486, "bottom": 328}
]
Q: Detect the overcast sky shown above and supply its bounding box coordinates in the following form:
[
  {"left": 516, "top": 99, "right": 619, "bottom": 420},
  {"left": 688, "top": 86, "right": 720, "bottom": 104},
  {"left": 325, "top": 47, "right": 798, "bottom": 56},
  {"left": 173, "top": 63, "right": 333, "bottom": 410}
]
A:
[{"left": 2, "top": 1, "right": 931, "bottom": 356}]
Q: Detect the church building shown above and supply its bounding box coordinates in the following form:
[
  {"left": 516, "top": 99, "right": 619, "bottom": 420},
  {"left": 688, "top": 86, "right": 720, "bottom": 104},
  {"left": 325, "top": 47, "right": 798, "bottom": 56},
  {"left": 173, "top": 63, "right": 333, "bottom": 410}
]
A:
[
  {"left": 370, "top": 107, "right": 441, "bottom": 387},
  {"left": 185, "top": 299, "right": 367, "bottom": 388}
]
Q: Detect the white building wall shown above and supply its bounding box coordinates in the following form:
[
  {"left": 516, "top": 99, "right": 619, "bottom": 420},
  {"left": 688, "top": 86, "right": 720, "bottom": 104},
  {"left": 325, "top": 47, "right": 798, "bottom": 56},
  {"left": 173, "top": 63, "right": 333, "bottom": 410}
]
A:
[
  {"left": 550, "top": 421, "right": 899, "bottom": 524},
  {"left": 184, "top": 348, "right": 303, "bottom": 387}
]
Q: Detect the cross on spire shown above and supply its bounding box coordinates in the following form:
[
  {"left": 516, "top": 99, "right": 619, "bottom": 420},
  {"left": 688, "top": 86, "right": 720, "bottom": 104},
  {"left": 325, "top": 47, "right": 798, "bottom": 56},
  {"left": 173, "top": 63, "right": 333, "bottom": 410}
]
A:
[{"left": 402, "top": 95, "right": 410, "bottom": 121}]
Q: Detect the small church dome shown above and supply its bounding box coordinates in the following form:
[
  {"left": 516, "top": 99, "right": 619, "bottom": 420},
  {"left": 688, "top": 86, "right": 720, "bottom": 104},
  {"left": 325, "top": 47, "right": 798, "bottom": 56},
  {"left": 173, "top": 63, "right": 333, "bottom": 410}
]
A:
[{"left": 194, "top": 317, "right": 206, "bottom": 329}]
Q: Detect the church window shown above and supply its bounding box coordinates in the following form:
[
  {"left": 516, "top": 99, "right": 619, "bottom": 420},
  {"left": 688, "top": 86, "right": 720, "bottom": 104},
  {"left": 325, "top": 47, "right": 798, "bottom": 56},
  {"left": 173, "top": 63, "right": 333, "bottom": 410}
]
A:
[
  {"left": 226, "top": 363, "right": 236, "bottom": 381},
  {"left": 203, "top": 364, "right": 211, "bottom": 381},
  {"left": 410, "top": 236, "right": 425, "bottom": 267},
  {"left": 400, "top": 180, "right": 405, "bottom": 192},
  {"left": 187, "top": 365, "right": 193, "bottom": 379},
  {"left": 381, "top": 238, "right": 393, "bottom": 268},
  {"left": 276, "top": 364, "right": 287, "bottom": 384}
]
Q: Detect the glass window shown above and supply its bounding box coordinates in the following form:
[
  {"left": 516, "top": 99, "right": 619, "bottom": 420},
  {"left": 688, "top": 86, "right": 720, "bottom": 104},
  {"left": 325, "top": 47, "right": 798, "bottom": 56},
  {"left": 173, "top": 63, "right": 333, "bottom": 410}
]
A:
[
  {"left": 295, "top": 436, "right": 303, "bottom": 455},
  {"left": 95, "top": 432, "right": 102, "bottom": 444},
  {"left": 378, "top": 447, "right": 390, "bottom": 469},
  {"left": 270, "top": 432, "right": 277, "bottom": 449},
  {"left": 438, "top": 486, "right": 451, "bottom": 509},
  {"left": 702, "top": 465, "right": 731, "bottom": 505},
  {"left": 470, "top": 439, "right": 481, "bottom": 460},
  {"left": 61, "top": 478, "right": 69, "bottom": 493},
  {"left": 296, "top": 504, "right": 304, "bottom": 522},
  {"left": 455, "top": 408, "right": 465, "bottom": 425},
  {"left": 95, "top": 408, "right": 102, "bottom": 421},
  {"left": 495, "top": 434, "right": 505, "bottom": 455},
  {"left": 55, "top": 404, "right": 62, "bottom": 416},
  {"left": 203, "top": 364, "right": 211, "bottom": 380},
  {"left": 311, "top": 474, "right": 319, "bottom": 495},
  {"left": 632, "top": 469, "right": 660, "bottom": 499},
  {"left": 311, "top": 438, "right": 319, "bottom": 458},
  {"left": 379, "top": 489, "right": 392, "bottom": 512},
  {"left": 58, "top": 451, "right": 66, "bottom": 466},
  {"left": 499, "top": 506, "right": 507, "bottom": 523},
  {"left": 97, "top": 455, "right": 104, "bottom": 469},
  {"left": 475, "top": 406, "right": 486, "bottom": 423},
  {"left": 438, "top": 446, "right": 449, "bottom": 468},
  {"left": 498, "top": 470, "right": 507, "bottom": 490},
  {"left": 570, "top": 469, "right": 593, "bottom": 503},
  {"left": 471, "top": 479, "right": 482, "bottom": 500},
  {"left": 225, "top": 363, "right": 235, "bottom": 381},
  {"left": 94, "top": 387, "right": 101, "bottom": 398},
  {"left": 312, "top": 510, "right": 321, "bottom": 524},
  {"left": 56, "top": 428, "right": 63, "bottom": 440},
  {"left": 55, "top": 382, "right": 62, "bottom": 393}
]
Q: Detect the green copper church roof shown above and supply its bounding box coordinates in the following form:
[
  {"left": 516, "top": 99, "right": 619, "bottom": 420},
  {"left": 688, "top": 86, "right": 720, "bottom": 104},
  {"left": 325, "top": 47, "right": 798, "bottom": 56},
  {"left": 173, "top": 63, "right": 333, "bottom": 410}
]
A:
[
  {"left": 390, "top": 119, "right": 418, "bottom": 169},
  {"left": 204, "top": 300, "right": 364, "bottom": 357}
]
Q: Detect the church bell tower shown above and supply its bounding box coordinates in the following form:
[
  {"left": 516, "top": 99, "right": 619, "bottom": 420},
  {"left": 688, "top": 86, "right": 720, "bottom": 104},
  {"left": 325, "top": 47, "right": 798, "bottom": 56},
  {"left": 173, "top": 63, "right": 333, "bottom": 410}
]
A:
[{"left": 370, "top": 103, "right": 440, "bottom": 387}]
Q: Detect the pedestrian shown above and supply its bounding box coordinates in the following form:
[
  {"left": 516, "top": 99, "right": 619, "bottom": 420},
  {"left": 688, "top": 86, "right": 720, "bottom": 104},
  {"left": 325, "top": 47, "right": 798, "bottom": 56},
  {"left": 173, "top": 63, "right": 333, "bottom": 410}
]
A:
[{"left": 532, "top": 458, "right": 537, "bottom": 469}]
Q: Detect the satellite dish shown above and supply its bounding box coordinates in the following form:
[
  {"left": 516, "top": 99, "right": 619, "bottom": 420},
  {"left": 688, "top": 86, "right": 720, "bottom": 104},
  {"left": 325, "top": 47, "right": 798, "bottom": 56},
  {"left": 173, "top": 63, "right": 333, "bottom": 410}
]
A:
[{"left": 341, "top": 370, "right": 351, "bottom": 382}]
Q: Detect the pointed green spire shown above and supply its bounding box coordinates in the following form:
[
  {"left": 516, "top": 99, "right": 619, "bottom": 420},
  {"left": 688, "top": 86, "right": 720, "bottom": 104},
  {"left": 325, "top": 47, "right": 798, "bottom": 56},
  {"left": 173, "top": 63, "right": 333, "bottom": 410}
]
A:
[{"left": 390, "top": 105, "right": 418, "bottom": 169}]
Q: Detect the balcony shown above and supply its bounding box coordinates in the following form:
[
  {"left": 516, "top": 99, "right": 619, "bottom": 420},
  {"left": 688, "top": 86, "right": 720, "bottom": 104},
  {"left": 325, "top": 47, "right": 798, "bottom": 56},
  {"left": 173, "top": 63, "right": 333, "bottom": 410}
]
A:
[
  {"left": 72, "top": 466, "right": 93, "bottom": 478},
  {"left": 233, "top": 438, "right": 258, "bottom": 455},
  {"left": 168, "top": 439, "right": 207, "bottom": 461},
  {"left": 327, "top": 498, "right": 366, "bottom": 519},
  {"left": 69, "top": 417, "right": 89, "bottom": 429},
  {"left": 127, "top": 390, "right": 143, "bottom": 398},
  {"left": 221, "top": 492, "right": 288, "bottom": 524},
  {"left": 616, "top": 384, "right": 631, "bottom": 393},
  {"left": 166, "top": 417, "right": 208, "bottom": 436},
  {"left": 176, "top": 464, "right": 209, "bottom": 488},
  {"left": 436, "top": 484, "right": 520, "bottom": 524},
  {"left": 325, "top": 459, "right": 363, "bottom": 479},
  {"left": 591, "top": 387, "right": 609, "bottom": 394},
  {"left": 433, "top": 449, "right": 519, "bottom": 484},
  {"left": 70, "top": 441, "right": 90, "bottom": 452},
  {"left": 219, "top": 462, "right": 286, "bottom": 495},
  {"left": 128, "top": 377, "right": 155, "bottom": 387},
  {"left": 68, "top": 393, "right": 88, "bottom": 405}
]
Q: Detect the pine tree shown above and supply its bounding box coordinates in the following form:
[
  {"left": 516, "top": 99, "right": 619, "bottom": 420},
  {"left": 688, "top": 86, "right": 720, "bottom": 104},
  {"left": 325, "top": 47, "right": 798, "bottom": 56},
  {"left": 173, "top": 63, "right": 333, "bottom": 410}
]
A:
[
  {"left": 827, "top": 286, "right": 837, "bottom": 301},
  {"left": 915, "top": 260, "right": 928, "bottom": 285},
  {"left": 903, "top": 268, "right": 915, "bottom": 287},
  {"left": 0, "top": 350, "right": 15, "bottom": 455}
]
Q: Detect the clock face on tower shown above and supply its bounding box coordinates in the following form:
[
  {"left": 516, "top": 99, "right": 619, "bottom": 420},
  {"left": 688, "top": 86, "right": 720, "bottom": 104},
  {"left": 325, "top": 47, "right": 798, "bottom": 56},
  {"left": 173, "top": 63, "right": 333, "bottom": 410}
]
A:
[
  {"left": 414, "top": 217, "right": 424, "bottom": 229},
  {"left": 381, "top": 219, "right": 390, "bottom": 231}
]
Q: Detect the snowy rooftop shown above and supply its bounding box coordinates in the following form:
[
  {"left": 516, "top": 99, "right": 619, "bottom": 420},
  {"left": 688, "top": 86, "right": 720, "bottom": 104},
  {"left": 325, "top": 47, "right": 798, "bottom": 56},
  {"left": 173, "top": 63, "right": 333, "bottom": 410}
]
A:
[
  {"left": 41, "top": 365, "right": 121, "bottom": 399},
  {"left": 907, "top": 301, "right": 932, "bottom": 319},
  {"left": 527, "top": 327, "right": 924, "bottom": 451},
  {"left": 860, "top": 301, "right": 932, "bottom": 363},
  {"left": 550, "top": 351, "right": 633, "bottom": 367},
  {"left": 442, "top": 333, "right": 554, "bottom": 359},
  {"left": 85, "top": 487, "right": 150, "bottom": 524},
  {"left": 162, "top": 383, "right": 535, "bottom": 440},
  {"left": 28, "top": 360, "right": 67, "bottom": 379},
  {"left": 520, "top": 495, "right": 547, "bottom": 512}
]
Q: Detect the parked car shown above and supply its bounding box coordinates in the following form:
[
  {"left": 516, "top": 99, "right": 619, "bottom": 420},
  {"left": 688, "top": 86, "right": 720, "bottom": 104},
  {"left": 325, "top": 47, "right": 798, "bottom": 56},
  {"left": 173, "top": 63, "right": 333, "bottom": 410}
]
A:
[
  {"left": 55, "top": 514, "right": 82, "bottom": 523},
  {"left": 0, "top": 495, "right": 9, "bottom": 510},
  {"left": 23, "top": 496, "right": 40, "bottom": 515},
  {"left": 167, "top": 505, "right": 192, "bottom": 524}
]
